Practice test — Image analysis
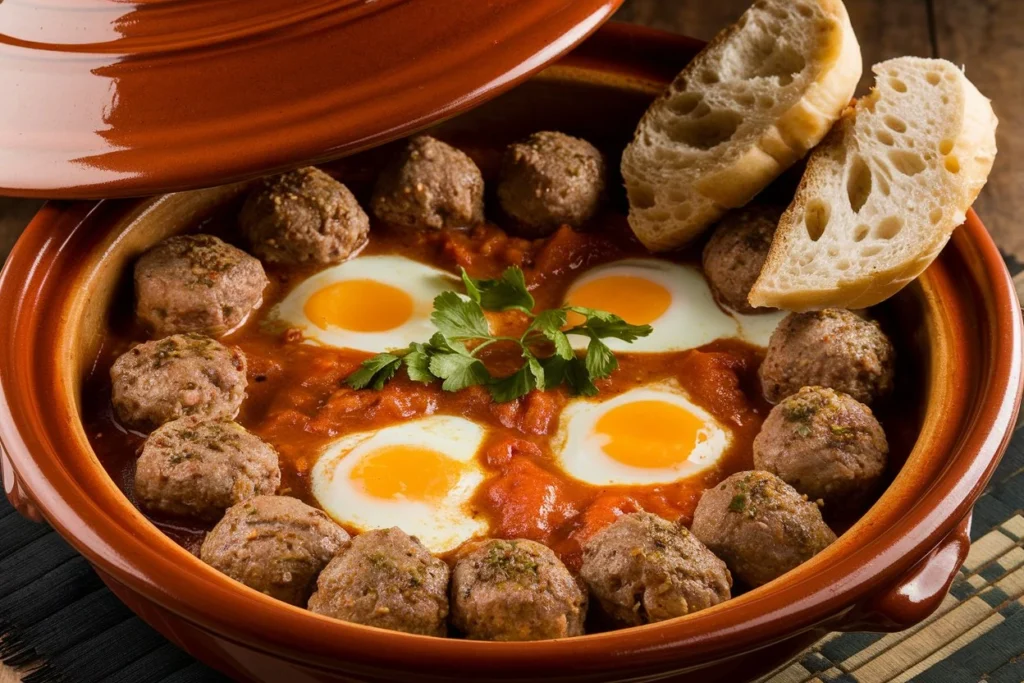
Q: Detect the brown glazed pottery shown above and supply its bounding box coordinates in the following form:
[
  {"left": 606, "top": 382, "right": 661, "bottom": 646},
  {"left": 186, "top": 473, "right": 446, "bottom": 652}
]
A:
[
  {"left": 0, "top": 0, "right": 622, "bottom": 199},
  {"left": 1, "top": 24, "right": 1022, "bottom": 683}
]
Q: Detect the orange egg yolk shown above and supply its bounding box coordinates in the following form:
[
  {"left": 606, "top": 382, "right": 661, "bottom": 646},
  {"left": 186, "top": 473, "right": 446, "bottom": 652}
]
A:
[
  {"left": 595, "top": 400, "right": 706, "bottom": 469},
  {"left": 304, "top": 279, "right": 413, "bottom": 332},
  {"left": 350, "top": 445, "right": 463, "bottom": 502},
  {"left": 565, "top": 275, "right": 672, "bottom": 327}
]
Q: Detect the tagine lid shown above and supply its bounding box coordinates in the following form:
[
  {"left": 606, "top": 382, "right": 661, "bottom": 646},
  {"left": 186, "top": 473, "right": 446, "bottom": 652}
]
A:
[{"left": 0, "top": 0, "right": 623, "bottom": 199}]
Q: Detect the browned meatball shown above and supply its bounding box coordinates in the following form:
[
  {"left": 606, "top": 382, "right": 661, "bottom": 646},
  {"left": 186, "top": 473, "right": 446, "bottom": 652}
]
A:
[
  {"left": 371, "top": 136, "right": 484, "bottom": 230},
  {"left": 134, "top": 417, "right": 280, "bottom": 522},
  {"left": 580, "top": 512, "right": 731, "bottom": 625},
  {"left": 497, "top": 131, "right": 605, "bottom": 236},
  {"left": 239, "top": 167, "right": 369, "bottom": 265},
  {"left": 308, "top": 527, "right": 449, "bottom": 636},
  {"left": 110, "top": 334, "right": 247, "bottom": 432},
  {"left": 134, "top": 234, "right": 268, "bottom": 338},
  {"left": 753, "top": 387, "right": 888, "bottom": 510},
  {"left": 691, "top": 471, "right": 837, "bottom": 587},
  {"left": 702, "top": 205, "right": 781, "bottom": 313},
  {"left": 200, "top": 496, "right": 349, "bottom": 606},
  {"left": 450, "top": 539, "right": 586, "bottom": 641},
  {"left": 759, "top": 309, "right": 895, "bottom": 405}
]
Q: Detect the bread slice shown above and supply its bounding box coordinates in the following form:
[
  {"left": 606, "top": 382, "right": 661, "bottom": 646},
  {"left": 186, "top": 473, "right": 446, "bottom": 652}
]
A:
[
  {"left": 748, "top": 57, "right": 998, "bottom": 311},
  {"left": 621, "top": 0, "right": 862, "bottom": 252}
]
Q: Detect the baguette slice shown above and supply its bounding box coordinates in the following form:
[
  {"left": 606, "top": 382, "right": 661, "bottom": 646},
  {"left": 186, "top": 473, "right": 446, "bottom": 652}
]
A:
[
  {"left": 621, "top": 0, "right": 862, "bottom": 252},
  {"left": 749, "top": 57, "right": 998, "bottom": 311}
]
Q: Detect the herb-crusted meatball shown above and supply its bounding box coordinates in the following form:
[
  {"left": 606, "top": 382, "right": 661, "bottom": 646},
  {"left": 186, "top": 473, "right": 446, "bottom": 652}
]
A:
[
  {"left": 110, "top": 334, "right": 247, "bottom": 432},
  {"left": 372, "top": 136, "right": 484, "bottom": 230},
  {"left": 702, "top": 205, "right": 781, "bottom": 313},
  {"left": 497, "top": 131, "right": 606, "bottom": 236},
  {"left": 754, "top": 387, "right": 888, "bottom": 510},
  {"left": 200, "top": 496, "right": 349, "bottom": 606},
  {"left": 239, "top": 167, "right": 369, "bottom": 265},
  {"left": 308, "top": 527, "right": 449, "bottom": 636},
  {"left": 134, "top": 417, "right": 281, "bottom": 522},
  {"left": 450, "top": 539, "right": 586, "bottom": 641},
  {"left": 134, "top": 234, "right": 268, "bottom": 337},
  {"left": 580, "top": 512, "right": 731, "bottom": 625},
  {"left": 691, "top": 471, "right": 837, "bottom": 587},
  {"left": 759, "top": 309, "right": 895, "bottom": 405}
]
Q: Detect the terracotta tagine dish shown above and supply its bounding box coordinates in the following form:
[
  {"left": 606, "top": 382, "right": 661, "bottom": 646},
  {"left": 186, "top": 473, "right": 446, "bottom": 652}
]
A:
[{"left": 0, "top": 21, "right": 1021, "bottom": 683}]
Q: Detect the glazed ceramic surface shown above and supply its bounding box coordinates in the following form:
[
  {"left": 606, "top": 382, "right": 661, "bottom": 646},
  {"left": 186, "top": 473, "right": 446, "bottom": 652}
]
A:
[
  {"left": 1, "top": 24, "right": 1022, "bottom": 683},
  {"left": 0, "top": 0, "right": 621, "bottom": 199}
]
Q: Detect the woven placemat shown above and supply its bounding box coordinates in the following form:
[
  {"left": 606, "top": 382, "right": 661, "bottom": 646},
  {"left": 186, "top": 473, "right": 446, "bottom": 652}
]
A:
[{"left": 2, "top": 264, "right": 1022, "bottom": 683}]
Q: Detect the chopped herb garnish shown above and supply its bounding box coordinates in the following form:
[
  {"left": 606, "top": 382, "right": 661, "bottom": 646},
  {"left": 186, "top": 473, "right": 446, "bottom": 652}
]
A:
[
  {"left": 728, "top": 494, "right": 747, "bottom": 512},
  {"left": 346, "top": 267, "right": 652, "bottom": 402},
  {"left": 829, "top": 424, "right": 855, "bottom": 439}
]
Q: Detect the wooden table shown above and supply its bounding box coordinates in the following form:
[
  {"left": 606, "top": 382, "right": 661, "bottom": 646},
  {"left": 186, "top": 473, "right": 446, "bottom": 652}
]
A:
[{"left": 1, "top": 1, "right": 1020, "bottom": 681}]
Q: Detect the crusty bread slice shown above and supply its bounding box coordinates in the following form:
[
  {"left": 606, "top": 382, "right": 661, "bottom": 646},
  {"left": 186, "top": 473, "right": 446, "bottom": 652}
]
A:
[
  {"left": 621, "top": 0, "right": 862, "bottom": 252},
  {"left": 749, "top": 57, "right": 998, "bottom": 311}
]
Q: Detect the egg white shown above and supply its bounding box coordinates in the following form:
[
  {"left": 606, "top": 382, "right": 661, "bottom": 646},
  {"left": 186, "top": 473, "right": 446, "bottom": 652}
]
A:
[
  {"left": 551, "top": 381, "right": 731, "bottom": 487},
  {"left": 732, "top": 307, "right": 789, "bottom": 347},
  {"left": 564, "top": 259, "right": 785, "bottom": 351},
  {"left": 272, "top": 254, "right": 458, "bottom": 353},
  {"left": 311, "top": 415, "right": 488, "bottom": 553}
]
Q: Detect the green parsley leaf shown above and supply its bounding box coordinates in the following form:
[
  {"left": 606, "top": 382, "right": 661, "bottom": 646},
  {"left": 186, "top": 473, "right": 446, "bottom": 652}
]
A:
[
  {"left": 346, "top": 353, "right": 403, "bottom": 390},
  {"left": 461, "top": 269, "right": 482, "bottom": 304},
  {"left": 530, "top": 309, "right": 573, "bottom": 360},
  {"left": 538, "top": 355, "right": 567, "bottom": 389},
  {"left": 428, "top": 352, "right": 490, "bottom": 392},
  {"left": 462, "top": 267, "right": 535, "bottom": 313},
  {"left": 403, "top": 343, "right": 434, "bottom": 384},
  {"left": 524, "top": 352, "right": 546, "bottom": 391},
  {"left": 584, "top": 335, "right": 617, "bottom": 379},
  {"left": 431, "top": 291, "right": 489, "bottom": 340},
  {"left": 488, "top": 366, "right": 536, "bottom": 402},
  {"left": 564, "top": 356, "right": 598, "bottom": 397},
  {"left": 567, "top": 306, "right": 652, "bottom": 343}
]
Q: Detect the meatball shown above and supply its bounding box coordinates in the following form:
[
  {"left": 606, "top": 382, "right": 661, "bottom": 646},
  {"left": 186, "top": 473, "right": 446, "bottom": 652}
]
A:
[
  {"left": 371, "top": 135, "right": 484, "bottom": 230},
  {"left": 308, "top": 527, "right": 449, "bottom": 636},
  {"left": 702, "top": 205, "right": 781, "bottom": 313},
  {"left": 580, "top": 512, "right": 731, "bottom": 625},
  {"left": 134, "top": 234, "right": 268, "bottom": 337},
  {"left": 497, "top": 131, "right": 605, "bottom": 236},
  {"left": 450, "top": 539, "right": 586, "bottom": 641},
  {"left": 110, "top": 334, "right": 247, "bottom": 432},
  {"left": 239, "top": 166, "right": 369, "bottom": 265},
  {"left": 691, "top": 471, "right": 837, "bottom": 587},
  {"left": 134, "top": 417, "right": 281, "bottom": 522},
  {"left": 753, "top": 386, "right": 888, "bottom": 510},
  {"left": 200, "top": 496, "right": 349, "bottom": 606},
  {"left": 759, "top": 309, "right": 895, "bottom": 405}
]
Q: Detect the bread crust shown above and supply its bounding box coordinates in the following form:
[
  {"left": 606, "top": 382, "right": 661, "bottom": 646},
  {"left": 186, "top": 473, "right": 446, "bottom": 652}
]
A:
[
  {"left": 749, "top": 58, "right": 998, "bottom": 311},
  {"left": 622, "top": 0, "right": 862, "bottom": 252}
]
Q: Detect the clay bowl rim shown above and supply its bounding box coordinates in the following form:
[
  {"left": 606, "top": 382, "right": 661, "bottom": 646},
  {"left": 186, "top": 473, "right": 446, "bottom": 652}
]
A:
[{"left": 1, "top": 23, "right": 1022, "bottom": 679}]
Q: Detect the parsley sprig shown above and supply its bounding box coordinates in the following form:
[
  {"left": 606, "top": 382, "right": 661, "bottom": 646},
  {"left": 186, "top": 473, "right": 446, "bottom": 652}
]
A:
[{"left": 346, "top": 267, "right": 652, "bottom": 402}]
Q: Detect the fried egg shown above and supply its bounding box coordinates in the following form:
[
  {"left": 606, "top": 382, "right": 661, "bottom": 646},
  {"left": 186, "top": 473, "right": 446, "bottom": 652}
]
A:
[
  {"left": 551, "top": 381, "right": 730, "bottom": 486},
  {"left": 273, "top": 255, "right": 458, "bottom": 352},
  {"left": 311, "top": 415, "right": 488, "bottom": 553},
  {"left": 563, "top": 259, "right": 787, "bottom": 350}
]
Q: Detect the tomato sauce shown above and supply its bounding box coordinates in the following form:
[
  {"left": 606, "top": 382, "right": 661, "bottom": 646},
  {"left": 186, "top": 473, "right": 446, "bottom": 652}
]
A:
[{"left": 81, "top": 197, "right": 775, "bottom": 566}]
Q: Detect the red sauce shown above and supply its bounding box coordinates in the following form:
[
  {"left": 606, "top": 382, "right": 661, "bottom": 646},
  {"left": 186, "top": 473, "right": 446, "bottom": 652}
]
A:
[{"left": 82, "top": 202, "right": 778, "bottom": 565}]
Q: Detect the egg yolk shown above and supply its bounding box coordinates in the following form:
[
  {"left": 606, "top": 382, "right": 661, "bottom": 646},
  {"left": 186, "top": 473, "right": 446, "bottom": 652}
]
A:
[
  {"left": 350, "top": 445, "right": 463, "bottom": 502},
  {"left": 304, "top": 279, "right": 413, "bottom": 332},
  {"left": 566, "top": 275, "right": 672, "bottom": 326},
  {"left": 595, "top": 400, "right": 707, "bottom": 469}
]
